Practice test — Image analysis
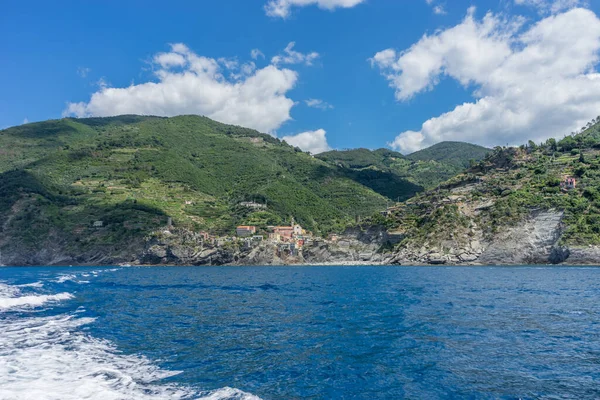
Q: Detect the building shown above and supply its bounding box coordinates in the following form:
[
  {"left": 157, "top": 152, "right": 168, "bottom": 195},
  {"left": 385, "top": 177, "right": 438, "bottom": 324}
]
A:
[
  {"left": 561, "top": 177, "right": 577, "bottom": 190},
  {"left": 273, "top": 226, "right": 294, "bottom": 241},
  {"left": 293, "top": 224, "right": 303, "bottom": 236},
  {"left": 236, "top": 226, "right": 257, "bottom": 237},
  {"left": 269, "top": 232, "right": 281, "bottom": 242},
  {"left": 328, "top": 233, "right": 339, "bottom": 242},
  {"left": 93, "top": 221, "right": 104, "bottom": 228},
  {"left": 198, "top": 231, "right": 210, "bottom": 241},
  {"left": 270, "top": 218, "right": 303, "bottom": 242},
  {"left": 240, "top": 201, "right": 266, "bottom": 209}
]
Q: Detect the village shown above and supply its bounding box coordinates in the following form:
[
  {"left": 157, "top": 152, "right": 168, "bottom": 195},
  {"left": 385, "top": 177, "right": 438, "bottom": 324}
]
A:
[
  {"left": 231, "top": 218, "right": 339, "bottom": 256},
  {"left": 152, "top": 215, "right": 341, "bottom": 258}
]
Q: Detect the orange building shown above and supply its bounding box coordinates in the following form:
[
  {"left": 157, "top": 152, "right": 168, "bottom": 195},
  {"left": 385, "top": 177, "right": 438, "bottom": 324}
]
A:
[{"left": 236, "top": 226, "right": 257, "bottom": 237}]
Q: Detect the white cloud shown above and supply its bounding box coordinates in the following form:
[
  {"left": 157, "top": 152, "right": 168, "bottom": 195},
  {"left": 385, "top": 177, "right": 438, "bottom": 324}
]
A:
[
  {"left": 251, "top": 49, "right": 265, "bottom": 60},
  {"left": 514, "top": 0, "right": 586, "bottom": 14},
  {"left": 265, "top": 0, "right": 366, "bottom": 18},
  {"left": 77, "top": 67, "right": 91, "bottom": 78},
  {"left": 433, "top": 5, "right": 446, "bottom": 15},
  {"left": 305, "top": 98, "right": 334, "bottom": 110},
  {"left": 282, "top": 129, "right": 331, "bottom": 154},
  {"left": 425, "top": 0, "right": 446, "bottom": 15},
  {"left": 370, "top": 7, "right": 521, "bottom": 101},
  {"left": 272, "top": 42, "right": 319, "bottom": 66},
  {"left": 372, "top": 8, "right": 600, "bottom": 153},
  {"left": 153, "top": 52, "right": 186, "bottom": 68},
  {"left": 63, "top": 43, "right": 299, "bottom": 134}
]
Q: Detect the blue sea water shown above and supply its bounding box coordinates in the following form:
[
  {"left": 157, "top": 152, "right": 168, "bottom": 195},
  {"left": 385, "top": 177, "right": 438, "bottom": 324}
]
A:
[{"left": 1, "top": 266, "right": 600, "bottom": 399}]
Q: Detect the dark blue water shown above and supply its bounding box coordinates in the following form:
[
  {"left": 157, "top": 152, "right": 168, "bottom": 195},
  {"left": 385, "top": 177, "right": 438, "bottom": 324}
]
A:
[{"left": 2, "top": 266, "right": 600, "bottom": 399}]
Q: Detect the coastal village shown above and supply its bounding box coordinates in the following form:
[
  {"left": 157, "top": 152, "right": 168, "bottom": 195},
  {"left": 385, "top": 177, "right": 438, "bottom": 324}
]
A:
[
  {"left": 157, "top": 208, "right": 336, "bottom": 258},
  {"left": 235, "top": 218, "right": 316, "bottom": 255}
]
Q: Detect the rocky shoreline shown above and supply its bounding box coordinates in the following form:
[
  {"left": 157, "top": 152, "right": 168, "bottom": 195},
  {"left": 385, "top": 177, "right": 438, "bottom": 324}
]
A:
[{"left": 3, "top": 211, "right": 600, "bottom": 266}]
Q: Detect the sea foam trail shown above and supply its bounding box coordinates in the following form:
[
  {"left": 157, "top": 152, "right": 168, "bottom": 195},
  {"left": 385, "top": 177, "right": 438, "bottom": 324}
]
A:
[
  {"left": 0, "top": 283, "right": 73, "bottom": 311},
  {"left": 0, "top": 280, "right": 261, "bottom": 400}
]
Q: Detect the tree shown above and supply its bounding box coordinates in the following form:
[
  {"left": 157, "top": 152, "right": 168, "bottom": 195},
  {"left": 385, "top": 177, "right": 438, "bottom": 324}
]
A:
[
  {"left": 527, "top": 140, "right": 537, "bottom": 150},
  {"left": 546, "top": 138, "right": 557, "bottom": 151}
]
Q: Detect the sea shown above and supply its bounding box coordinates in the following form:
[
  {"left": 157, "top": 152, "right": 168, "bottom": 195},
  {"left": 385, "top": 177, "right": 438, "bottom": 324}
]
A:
[{"left": 1, "top": 266, "right": 600, "bottom": 399}]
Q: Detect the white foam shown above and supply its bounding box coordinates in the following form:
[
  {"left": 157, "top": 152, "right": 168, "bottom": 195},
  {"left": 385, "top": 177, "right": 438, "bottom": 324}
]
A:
[
  {"left": 0, "top": 292, "right": 74, "bottom": 310},
  {"left": 0, "top": 281, "right": 262, "bottom": 400},
  {"left": 16, "top": 282, "right": 44, "bottom": 288},
  {"left": 54, "top": 274, "right": 77, "bottom": 283},
  {"left": 0, "top": 283, "right": 74, "bottom": 311}
]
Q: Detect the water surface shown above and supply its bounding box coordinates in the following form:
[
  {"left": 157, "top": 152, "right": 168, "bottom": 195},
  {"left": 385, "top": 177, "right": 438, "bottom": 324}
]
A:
[{"left": 1, "top": 266, "right": 600, "bottom": 399}]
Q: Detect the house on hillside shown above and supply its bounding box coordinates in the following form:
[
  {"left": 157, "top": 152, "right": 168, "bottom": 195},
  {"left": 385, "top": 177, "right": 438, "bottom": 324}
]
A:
[
  {"left": 273, "top": 226, "right": 294, "bottom": 241},
  {"left": 236, "top": 226, "right": 256, "bottom": 237},
  {"left": 269, "top": 232, "right": 281, "bottom": 242},
  {"left": 269, "top": 218, "right": 303, "bottom": 242},
  {"left": 198, "top": 231, "right": 210, "bottom": 241},
  {"left": 293, "top": 224, "right": 303, "bottom": 236},
  {"left": 240, "top": 201, "right": 266, "bottom": 209},
  {"left": 561, "top": 177, "right": 577, "bottom": 191}
]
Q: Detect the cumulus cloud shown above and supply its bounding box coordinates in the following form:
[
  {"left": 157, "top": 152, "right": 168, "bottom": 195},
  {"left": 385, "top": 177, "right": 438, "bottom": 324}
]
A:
[
  {"left": 305, "top": 98, "right": 334, "bottom": 110},
  {"left": 282, "top": 129, "right": 331, "bottom": 154},
  {"left": 265, "top": 0, "right": 366, "bottom": 18},
  {"left": 63, "top": 43, "right": 299, "bottom": 133},
  {"left": 514, "top": 0, "right": 586, "bottom": 14},
  {"left": 371, "top": 7, "right": 600, "bottom": 153},
  {"left": 272, "top": 42, "right": 319, "bottom": 66}
]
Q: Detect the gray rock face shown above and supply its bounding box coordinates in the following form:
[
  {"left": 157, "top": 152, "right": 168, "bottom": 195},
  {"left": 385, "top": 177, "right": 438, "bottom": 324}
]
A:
[
  {"left": 135, "top": 226, "right": 392, "bottom": 266},
  {"left": 388, "top": 209, "right": 593, "bottom": 266},
  {"left": 478, "top": 210, "right": 564, "bottom": 265},
  {"left": 560, "top": 247, "right": 600, "bottom": 265}
]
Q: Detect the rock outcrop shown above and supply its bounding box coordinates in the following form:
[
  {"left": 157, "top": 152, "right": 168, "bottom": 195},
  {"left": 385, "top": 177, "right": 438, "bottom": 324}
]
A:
[{"left": 388, "top": 210, "right": 590, "bottom": 265}]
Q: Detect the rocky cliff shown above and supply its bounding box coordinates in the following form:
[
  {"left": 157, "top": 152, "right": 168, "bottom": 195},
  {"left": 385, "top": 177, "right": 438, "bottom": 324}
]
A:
[
  {"left": 388, "top": 209, "right": 592, "bottom": 265},
  {"left": 137, "top": 226, "right": 395, "bottom": 266}
]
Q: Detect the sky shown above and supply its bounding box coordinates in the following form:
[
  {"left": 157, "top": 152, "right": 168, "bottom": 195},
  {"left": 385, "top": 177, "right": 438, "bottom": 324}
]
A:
[{"left": 1, "top": 0, "right": 600, "bottom": 154}]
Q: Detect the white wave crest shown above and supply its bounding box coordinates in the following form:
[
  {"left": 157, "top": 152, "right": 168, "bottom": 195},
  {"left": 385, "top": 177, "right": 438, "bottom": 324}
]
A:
[
  {"left": 16, "top": 281, "right": 44, "bottom": 288},
  {"left": 0, "top": 292, "right": 73, "bottom": 310},
  {"left": 54, "top": 274, "right": 77, "bottom": 283},
  {"left": 0, "top": 283, "right": 74, "bottom": 311},
  {"left": 0, "top": 282, "right": 261, "bottom": 400}
]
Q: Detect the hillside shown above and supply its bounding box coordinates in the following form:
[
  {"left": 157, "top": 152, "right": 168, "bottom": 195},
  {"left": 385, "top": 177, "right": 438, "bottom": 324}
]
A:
[
  {"left": 317, "top": 142, "right": 491, "bottom": 190},
  {"left": 381, "top": 117, "right": 600, "bottom": 265},
  {"left": 0, "top": 115, "right": 421, "bottom": 264},
  {"left": 406, "top": 141, "right": 491, "bottom": 168}
]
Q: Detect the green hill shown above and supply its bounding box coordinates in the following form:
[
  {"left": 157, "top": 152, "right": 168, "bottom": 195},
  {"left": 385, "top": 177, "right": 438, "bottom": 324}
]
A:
[
  {"left": 379, "top": 117, "right": 600, "bottom": 264},
  {"left": 317, "top": 142, "right": 491, "bottom": 190},
  {"left": 406, "top": 141, "right": 491, "bottom": 168},
  {"left": 0, "top": 115, "right": 428, "bottom": 260}
]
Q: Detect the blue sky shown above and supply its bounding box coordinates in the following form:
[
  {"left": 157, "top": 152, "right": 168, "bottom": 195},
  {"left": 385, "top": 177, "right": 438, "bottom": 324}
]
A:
[{"left": 2, "top": 0, "right": 600, "bottom": 153}]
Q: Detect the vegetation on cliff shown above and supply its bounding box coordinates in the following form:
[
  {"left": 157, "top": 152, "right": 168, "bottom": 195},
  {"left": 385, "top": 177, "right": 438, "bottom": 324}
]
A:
[
  {"left": 384, "top": 117, "right": 600, "bottom": 254},
  {"left": 0, "top": 115, "right": 430, "bottom": 260}
]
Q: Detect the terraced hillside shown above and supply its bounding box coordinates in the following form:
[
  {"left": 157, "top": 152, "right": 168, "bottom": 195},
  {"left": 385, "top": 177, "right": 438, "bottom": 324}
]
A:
[
  {"left": 0, "top": 115, "right": 427, "bottom": 264},
  {"left": 317, "top": 142, "right": 491, "bottom": 190}
]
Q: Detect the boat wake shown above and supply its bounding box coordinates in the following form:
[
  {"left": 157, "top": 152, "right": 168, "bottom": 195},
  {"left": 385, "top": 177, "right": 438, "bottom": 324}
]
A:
[{"left": 0, "top": 274, "right": 262, "bottom": 400}]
